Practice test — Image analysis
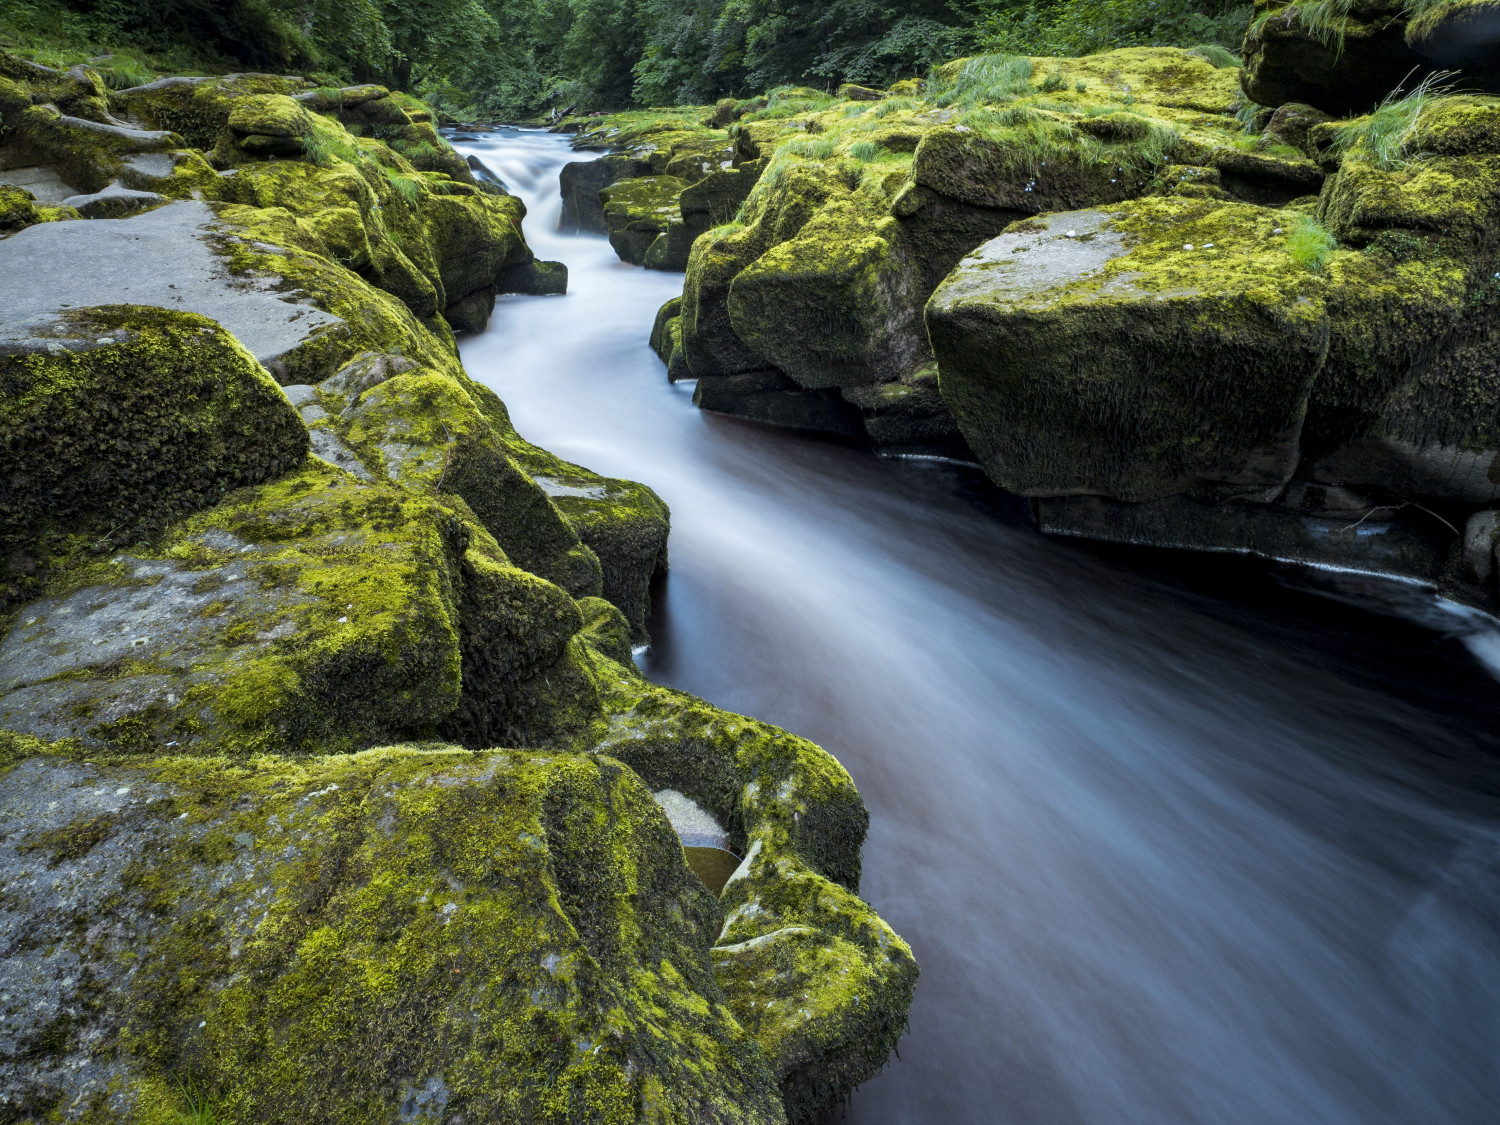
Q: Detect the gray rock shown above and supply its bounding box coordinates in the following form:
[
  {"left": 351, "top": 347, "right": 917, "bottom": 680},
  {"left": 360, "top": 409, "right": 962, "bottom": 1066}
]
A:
[
  {"left": 1308, "top": 435, "right": 1500, "bottom": 506},
  {"left": 60, "top": 181, "right": 164, "bottom": 218},
  {"left": 653, "top": 787, "right": 732, "bottom": 850},
  {"left": 0, "top": 200, "right": 341, "bottom": 371},
  {"left": 1463, "top": 509, "right": 1500, "bottom": 587},
  {"left": 117, "top": 151, "right": 181, "bottom": 190},
  {"left": 308, "top": 426, "right": 374, "bottom": 481},
  {"left": 1036, "top": 493, "right": 1451, "bottom": 585},
  {"left": 0, "top": 164, "right": 74, "bottom": 203},
  {"left": 0, "top": 546, "right": 311, "bottom": 743}
]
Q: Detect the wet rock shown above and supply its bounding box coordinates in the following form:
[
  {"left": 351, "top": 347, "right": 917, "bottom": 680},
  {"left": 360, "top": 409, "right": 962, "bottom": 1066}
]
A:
[
  {"left": 60, "top": 181, "right": 164, "bottom": 217},
  {"left": 695, "top": 370, "right": 865, "bottom": 438},
  {"left": 0, "top": 462, "right": 594, "bottom": 754},
  {"left": 1036, "top": 492, "right": 1451, "bottom": 583}
]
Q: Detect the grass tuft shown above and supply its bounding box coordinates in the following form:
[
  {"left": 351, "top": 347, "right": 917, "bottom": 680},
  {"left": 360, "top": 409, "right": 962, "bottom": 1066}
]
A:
[
  {"left": 1331, "top": 70, "right": 1454, "bottom": 169},
  {"left": 1286, "top": 214, "right": 1336, "bottom": 271},
  {"left": 928, "top": 53, "right": 1034, "bottom": 108},
  {"left": 1188, "top": 42, "right": 1240, "bottom": 67}
]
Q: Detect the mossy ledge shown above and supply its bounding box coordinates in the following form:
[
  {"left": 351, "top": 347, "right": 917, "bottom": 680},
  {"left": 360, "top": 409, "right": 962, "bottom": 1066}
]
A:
[{"left": 0, "top": 50, "right": 912, "bottom": 1123}]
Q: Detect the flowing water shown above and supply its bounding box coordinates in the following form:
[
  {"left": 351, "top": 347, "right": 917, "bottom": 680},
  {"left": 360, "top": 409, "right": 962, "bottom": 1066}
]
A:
[{"left": 450, "top": 128, "right": 1500, "bottom": 1125}]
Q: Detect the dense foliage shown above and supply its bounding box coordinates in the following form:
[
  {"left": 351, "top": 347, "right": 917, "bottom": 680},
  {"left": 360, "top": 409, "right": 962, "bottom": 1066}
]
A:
[{"left": 0, "top": 0, "right": 1248, "bottom": 117}]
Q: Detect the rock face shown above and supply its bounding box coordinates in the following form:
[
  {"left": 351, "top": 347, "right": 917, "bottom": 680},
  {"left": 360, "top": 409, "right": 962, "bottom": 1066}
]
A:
[
  {"left": 1241, "top": 0, "right": 1500, "bottom": 116},
  {"left": 0, "top": 50, "right": 913, "bottom": 1125}
]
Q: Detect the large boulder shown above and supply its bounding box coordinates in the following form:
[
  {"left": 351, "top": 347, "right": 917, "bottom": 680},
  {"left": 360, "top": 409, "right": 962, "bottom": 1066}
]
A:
[
  {"left": 600, "top": 175, "right": 689, "bottom": 265},
  {"left": 0, "top": 743, "right": 785, "bottom": 1123},
  {"left": 0, "top": 305, "right": 307, "bottom": 606},
  {"left": 927, "top": 200, "right": 1331, "bottom": 501}
]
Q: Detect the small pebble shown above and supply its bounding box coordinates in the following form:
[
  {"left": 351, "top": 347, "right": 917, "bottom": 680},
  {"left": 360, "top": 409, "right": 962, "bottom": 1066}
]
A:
[{"left": 1183, "top": 243, "right": 1194, "bottom": 250}]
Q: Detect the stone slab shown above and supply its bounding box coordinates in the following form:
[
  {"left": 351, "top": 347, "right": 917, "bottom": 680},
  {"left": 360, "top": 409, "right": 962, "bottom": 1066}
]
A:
[{"left": 0, "top": 200, "right": 340, "bottom": 366}]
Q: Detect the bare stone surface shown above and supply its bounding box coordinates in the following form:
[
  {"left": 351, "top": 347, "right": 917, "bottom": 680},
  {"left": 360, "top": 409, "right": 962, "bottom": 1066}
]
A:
[{"left": 0, "top": 200, "right": 341, "bottom": 367}]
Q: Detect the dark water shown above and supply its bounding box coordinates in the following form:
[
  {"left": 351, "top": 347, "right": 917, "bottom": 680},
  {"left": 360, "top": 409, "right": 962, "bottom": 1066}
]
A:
[{"left": 451, "top": 128, "right": 1500, "bottom": 1125}]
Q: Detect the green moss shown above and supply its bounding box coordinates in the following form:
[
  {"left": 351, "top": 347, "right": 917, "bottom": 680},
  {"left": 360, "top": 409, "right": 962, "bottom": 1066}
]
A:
[
  {"left": 496, "top": 436, "right": 671, "bottom": 642},
  {"left": 0, "top": 182, "right": 78, "bottom": 232},
  {"left": 3, "top": 746, "right": 787, "bottom": 1123},
  {"left": 0, "top": 306, "right": 307, "bottom": 609},
  {"left": 586, "top": 653, "right": 916, "bottom": 1124}
]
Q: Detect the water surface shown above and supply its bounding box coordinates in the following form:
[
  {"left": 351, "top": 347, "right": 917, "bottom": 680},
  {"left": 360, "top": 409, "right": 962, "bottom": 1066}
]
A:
[{"left": 452, "top": 127, "right": 1500, "bottom": 1125}]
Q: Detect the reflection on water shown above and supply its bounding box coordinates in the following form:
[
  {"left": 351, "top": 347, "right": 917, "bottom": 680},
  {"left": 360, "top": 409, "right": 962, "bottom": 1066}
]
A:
[{"left": 451, "top": 127, "right": 1500, "bottom": 1125}]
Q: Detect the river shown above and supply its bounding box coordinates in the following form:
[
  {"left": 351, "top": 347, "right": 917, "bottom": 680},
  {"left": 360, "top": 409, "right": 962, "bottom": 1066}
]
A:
[{"left": 449, "top": 127, "right": 1500, "bottom": 1125}]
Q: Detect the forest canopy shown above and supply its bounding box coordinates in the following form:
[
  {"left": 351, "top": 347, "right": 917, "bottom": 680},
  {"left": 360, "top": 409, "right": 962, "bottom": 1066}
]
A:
[{"left": 0, "top": 0, "right": 1249, "bottom": 117}]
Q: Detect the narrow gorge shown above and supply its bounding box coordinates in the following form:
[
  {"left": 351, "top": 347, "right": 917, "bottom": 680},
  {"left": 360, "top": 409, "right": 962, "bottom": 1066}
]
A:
[{"left": 2, "top": 2, "right": 1500, "bottom": 1122}]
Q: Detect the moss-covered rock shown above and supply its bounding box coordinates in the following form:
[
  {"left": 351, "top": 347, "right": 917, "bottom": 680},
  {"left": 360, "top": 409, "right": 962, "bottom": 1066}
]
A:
[
  {"left": 927, "top": 200, "right": 1333, "bottom": 500},
  {"left": 0, "top": 461, "right": 600, "bottom": 755},
  {"left": 1240, "top": 0, "right": 1432, "bottom": 115},
  {"left": 601, "top": 175, "right": 690, "bottom": 265},
  {"left": 589, "top": 653, "right": 916, "bottom": 1125},
  {"left": 0, "top": 744, "right": 785, "bottom": 1123},
  {"left": 0, "top": 306, "right": 307, "bottom": 607},
  {"left": 500, "top": 439, "right": 672, "bottom": 642}
]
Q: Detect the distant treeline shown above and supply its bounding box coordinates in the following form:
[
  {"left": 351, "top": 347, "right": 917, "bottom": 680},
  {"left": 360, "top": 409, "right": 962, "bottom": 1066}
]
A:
[{"left": 3, "top": 0, "right": 1248, "bottom": 116}]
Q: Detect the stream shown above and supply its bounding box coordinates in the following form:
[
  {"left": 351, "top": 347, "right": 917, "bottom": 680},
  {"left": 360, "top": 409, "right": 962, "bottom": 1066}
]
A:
[{"left": 450, "top": 127, "right": 1500, "bottom": 1125}]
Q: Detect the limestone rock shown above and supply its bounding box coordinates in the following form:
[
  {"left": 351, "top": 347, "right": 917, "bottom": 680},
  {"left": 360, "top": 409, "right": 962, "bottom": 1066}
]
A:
[
  {"left": 927, "top": 201, "right": 1330, "bottom": 501},
  {"left": 0, "top": 745, "right": 784, "bottom": 1123},
  {"left": 0, "top": 201, "right": 343, "bottom": 372}
]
